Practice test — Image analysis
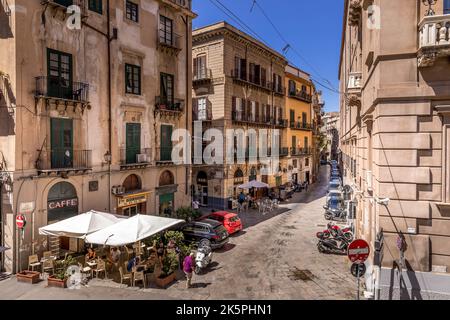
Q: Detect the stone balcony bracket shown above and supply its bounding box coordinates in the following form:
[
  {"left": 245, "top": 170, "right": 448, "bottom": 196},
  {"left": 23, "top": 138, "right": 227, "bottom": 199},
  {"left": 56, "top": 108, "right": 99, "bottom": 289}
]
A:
[{"left": 348, "top": 0, "right": 362, "bottom": 26}]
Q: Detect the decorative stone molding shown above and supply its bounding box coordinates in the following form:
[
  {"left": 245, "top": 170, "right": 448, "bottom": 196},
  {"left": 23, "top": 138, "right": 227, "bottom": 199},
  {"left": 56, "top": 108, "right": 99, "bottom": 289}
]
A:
[
  {"left": 347, "top": 94, "right": 361, "bottom": 108},
  {"left": 418, "top": 15, "right": 450, "bottom": 67},
  {"left": 348, "top": 0, "right": 362, "bottom": 26}
]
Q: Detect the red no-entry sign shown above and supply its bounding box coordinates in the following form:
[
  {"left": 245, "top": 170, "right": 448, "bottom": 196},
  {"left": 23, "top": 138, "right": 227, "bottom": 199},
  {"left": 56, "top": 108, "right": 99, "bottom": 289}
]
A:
[
  {"left": 16, "top": 214, "right": 26, "bottom": 229},
  {"left": 347, "top": 239, "right": 370, "bottom": 263}
]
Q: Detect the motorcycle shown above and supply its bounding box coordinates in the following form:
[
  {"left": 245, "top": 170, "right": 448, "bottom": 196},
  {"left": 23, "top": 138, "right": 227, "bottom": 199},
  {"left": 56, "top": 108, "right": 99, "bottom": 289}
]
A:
[
  {"left": 319, "top": 222, "right": 354, "bottom": 242},
  {"left": 316, "top": 232, "right": 350, "bottom": 255},
  {"left": 324, "top": 207, "right": 347, "bottom": 222},
  {"left": 194, "top": 243, "right": 213, "bottom": 274}
]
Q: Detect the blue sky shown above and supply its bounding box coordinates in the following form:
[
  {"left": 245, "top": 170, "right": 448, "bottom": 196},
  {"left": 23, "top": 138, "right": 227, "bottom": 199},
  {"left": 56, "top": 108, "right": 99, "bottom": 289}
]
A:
[{"left": 192, "top": 0, "right": 344, "bottom": 112}]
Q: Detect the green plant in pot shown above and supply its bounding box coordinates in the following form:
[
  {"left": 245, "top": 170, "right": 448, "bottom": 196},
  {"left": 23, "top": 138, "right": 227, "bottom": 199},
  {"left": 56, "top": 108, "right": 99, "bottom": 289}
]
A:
[
  {"left": 175, "top": 206, "right": 201, "bottom": 222},
  {"left": 53, "top": 255, "right": 78, "bottom": 280},
  {"left": 164, "top": 231, "right": 194, "bottom": 259},
  {"left": 160, "top": 251, "right": 179, "bottom": 278}
]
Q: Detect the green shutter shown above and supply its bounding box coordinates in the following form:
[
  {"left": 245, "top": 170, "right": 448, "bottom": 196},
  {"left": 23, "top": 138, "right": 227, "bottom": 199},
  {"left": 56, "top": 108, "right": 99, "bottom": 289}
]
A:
[
  {"left": 160, "top": 125, "right": 173, "bottom": 161},
  {"left": 126, "top": 123, "right": 141, "bottom": 164},
  {"left": 290, "top": 110, "right": 295, "bottom": 123},
  {"left": 47, "top": 48, "right": 72, "bottom": 100},
  {"left": 50, "top": 118, "right": 73, "bottom": 169}
]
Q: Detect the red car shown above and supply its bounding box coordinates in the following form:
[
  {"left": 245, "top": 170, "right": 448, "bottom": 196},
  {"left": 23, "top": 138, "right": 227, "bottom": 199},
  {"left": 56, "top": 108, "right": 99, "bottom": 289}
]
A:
[{"left": 200, "top": 211, "right": 243, "bottom": 235}]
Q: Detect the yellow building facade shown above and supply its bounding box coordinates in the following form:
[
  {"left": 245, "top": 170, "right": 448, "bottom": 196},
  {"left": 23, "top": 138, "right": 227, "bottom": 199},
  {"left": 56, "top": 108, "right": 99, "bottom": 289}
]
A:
[{"left": 284, "top": 65, "right": 314, "bottom": 184}]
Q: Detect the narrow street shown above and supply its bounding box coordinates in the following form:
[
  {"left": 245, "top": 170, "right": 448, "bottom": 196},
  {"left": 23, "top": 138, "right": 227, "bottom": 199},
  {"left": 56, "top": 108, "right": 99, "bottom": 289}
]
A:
[{"left": 0, "top": 166, "right": 356, "bottom": 300}]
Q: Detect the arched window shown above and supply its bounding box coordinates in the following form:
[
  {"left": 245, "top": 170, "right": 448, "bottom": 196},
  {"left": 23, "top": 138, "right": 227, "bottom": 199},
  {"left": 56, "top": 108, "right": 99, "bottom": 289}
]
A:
[
  {"left": 159, "top": 170, "right": 174, "bottom": 186},
  {"left": 123, "top": 174, "right": 141, "bottom": 192},
  {"left": 47, "top": 182, "right": 78, "bottom": 223},
  {"left": 234, "top": 168, "right": 244, "bottom": 185}
]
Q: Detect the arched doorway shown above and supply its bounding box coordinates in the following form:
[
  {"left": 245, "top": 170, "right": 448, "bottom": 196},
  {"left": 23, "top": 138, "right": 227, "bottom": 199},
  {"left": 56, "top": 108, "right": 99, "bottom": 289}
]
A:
[
  {"left": 158, "top": 170, "right": 175, "bottom": 217},
  {"left": 47, "top": 182, "right": 78, "bottom": 252},
  {"left": 196, "top": 171, "right": 208, "bottom": 206},
  {"left": 117, "top": 174, "right": 147, "bottom": 217}
]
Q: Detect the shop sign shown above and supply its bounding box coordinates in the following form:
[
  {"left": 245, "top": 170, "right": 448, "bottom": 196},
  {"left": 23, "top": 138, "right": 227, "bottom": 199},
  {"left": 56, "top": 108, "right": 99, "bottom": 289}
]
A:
[
  {"left": 118, "top": 194, "right": 147, "bottom": 208},
  {"left": 48, "top": 198, "right": 78, "bottom": 210}
]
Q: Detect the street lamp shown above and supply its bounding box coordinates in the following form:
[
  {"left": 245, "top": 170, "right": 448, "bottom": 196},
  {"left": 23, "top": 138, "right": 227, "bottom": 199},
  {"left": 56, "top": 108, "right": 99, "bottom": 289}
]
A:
[{"left": 422, "top": 0, "right": 437, "bottom": 16}]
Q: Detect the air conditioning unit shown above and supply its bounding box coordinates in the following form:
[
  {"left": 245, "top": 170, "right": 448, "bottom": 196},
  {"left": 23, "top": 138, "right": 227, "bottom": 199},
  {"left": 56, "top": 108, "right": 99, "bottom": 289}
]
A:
[
  {"left": 112, "top": 186, "right": 125, "bottom": 195},
  {"left": 366, "top": 170, "right": 373, "bottom": 192},
  {"left": 136, "top": 154, "right": 148, "bottom": 163}
]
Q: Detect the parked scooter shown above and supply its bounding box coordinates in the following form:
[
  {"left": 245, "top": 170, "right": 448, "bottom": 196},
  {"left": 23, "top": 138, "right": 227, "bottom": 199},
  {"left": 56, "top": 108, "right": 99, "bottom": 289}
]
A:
[
  {"left": 194, "top": 242, "right": 213, "bottom": 274},
  {"left": 319, "top": 222, "right": 354, "bottom": 242},
  {"left": 316, "top": 232, "right": 350, "bottom": 255}
]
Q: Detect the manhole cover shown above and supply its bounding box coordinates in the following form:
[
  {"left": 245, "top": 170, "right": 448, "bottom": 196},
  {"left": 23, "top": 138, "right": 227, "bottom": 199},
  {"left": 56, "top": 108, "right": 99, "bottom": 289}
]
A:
[{"left": 288, "top": 268, "right": 315, "bottom": 281}]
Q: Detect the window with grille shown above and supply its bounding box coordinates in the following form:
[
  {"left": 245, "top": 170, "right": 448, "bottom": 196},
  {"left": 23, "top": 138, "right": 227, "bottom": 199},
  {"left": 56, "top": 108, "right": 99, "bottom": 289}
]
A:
[
  {"left": 126, "top": 1, "right": 139, "bottom": 22},
  {"left": 125, "top": 64, "right": 141, "bottom": 95},
  {"left": 159, "top": 15, "right": 173, "bottom": 46}
]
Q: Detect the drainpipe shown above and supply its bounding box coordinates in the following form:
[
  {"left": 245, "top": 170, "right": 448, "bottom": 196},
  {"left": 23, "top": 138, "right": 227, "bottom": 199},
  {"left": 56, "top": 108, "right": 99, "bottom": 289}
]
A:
[
  {"left": 107, "top": 0, "right": 112, "bottom": 211},
  {"left": 184, "top": 14, "right": 190, "bottom": 197}
]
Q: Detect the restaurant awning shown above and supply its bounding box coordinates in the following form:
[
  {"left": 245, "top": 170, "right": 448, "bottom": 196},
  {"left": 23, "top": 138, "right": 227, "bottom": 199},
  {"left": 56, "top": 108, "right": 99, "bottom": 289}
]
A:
[
  {"left": 239, "top": 180, "right": 270, "bottom": 189},
  {"left": 85, "top": 214, "right": 185, "bottom": 246},
  {"left": 38, "top": 210, "right": 122, "bottom": 239}
]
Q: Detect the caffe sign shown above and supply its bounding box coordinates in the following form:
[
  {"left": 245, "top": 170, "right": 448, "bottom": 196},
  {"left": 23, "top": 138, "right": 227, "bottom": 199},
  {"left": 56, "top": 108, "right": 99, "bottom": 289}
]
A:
[{"left": 48, "top": 198, "right": 78, "bottom": 210}]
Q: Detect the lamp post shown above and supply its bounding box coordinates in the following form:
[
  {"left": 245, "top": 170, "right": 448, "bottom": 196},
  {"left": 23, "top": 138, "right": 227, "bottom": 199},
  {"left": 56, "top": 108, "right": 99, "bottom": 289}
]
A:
[{"left": 422, "top": 0, "right": 437, "bottom": 16}]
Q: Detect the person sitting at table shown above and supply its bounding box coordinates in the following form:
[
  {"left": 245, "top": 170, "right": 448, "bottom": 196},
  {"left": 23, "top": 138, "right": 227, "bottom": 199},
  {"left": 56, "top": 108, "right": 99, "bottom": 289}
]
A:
[
  {"left": 85, "top": 247, "right": 96, "bottom": 262},
  {"left": 127, "top": 255, "right": 140, "bottom": 272}
]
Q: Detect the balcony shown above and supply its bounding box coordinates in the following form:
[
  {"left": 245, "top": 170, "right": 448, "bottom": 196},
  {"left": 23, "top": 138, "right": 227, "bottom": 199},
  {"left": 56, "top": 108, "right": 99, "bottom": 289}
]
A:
[
  {"left": 280, "top": 147, "right": 289, "bottom": 157},
  {"left": 290, "top": 147, "right": 311, "bottom": 156},
  {"left": 156, "top": 147, "right": 174, "bottom": 166},
  {"left": 288, "top": 90, "right": 312, "bottom": 103},
  {"left": 290, "top": 121, "right": 313, "bottom": 131},
  {"left": 274, "top": 118, "right": 288, "bottom": 128},
  {"left": 120, "top": 148, "right": 152, "bottom": 170},
  {"left": 36, "top": 149, "right": 92, "bottom": 175},
  {"left": 348, "top": 72, "right": 362, "bottom": 91},
  {"left": 35, "top": 76, "right": 90, "bottom": 112},
  {"left": 157, "top": 32, "right": 182, "bottom": 56},
  {"left": 155, "top": 96, "right": 184, "bottom": 117},
  {"left": 193, "top": 106, "right": 212, "bottom": 121},
  {"left": 418, "top": 14, "right": 450, "bottom": 67},
  {"left": 230, "top": 69, "right": 272, "bottom": 93},
  {"left": 193, "top": 69, "right": 212, "bottom": 87},
  {"left": 42, "top": 0, "right": 87, "bottom": 17},
  {"left": 272, "top": 83, "right": 285, "bottom": 96},
  {"left": 160, "top": 0, "right": 192, "bottom": 11}
]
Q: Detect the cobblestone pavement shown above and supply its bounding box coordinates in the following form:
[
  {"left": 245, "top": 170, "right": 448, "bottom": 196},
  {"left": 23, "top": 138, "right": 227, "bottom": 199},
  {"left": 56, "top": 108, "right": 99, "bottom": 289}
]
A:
[{"left": 0, "top": 166, "right": 356, "bottom": 300}]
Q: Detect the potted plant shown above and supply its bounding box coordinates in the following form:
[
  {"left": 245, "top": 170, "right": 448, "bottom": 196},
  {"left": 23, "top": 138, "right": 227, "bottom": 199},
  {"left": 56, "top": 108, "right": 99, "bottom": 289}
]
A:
[
  {"left": 16, "top": 270, "right": 40, "bottom": 284},
  {"left": 155, "top": 251, "right": 179, "bottom": 288},
  {"left": 47, "top": 255, "right": 78, "bottom": 288},
  {"left": 175, "top": 206, "right": 201, "bottom": 222}
]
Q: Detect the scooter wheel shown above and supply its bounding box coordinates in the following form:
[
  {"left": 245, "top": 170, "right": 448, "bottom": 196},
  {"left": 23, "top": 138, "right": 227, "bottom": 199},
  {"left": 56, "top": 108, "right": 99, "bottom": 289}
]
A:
[{"left": 317, "top": 242, "right": 326, "bottom": 253}]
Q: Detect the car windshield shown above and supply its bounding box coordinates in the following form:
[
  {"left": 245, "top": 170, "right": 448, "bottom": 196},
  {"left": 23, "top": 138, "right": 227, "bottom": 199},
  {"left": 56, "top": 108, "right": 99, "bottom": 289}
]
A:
[
  {"left": 228, "top": 216, "right": 239, "bottom": 222},
  {"left": 214, "top": 224, "right": 227, "bottom": 233}
]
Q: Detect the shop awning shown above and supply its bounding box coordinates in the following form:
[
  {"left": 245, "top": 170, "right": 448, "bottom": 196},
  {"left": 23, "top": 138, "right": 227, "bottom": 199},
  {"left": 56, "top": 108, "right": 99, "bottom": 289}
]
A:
[
  {"left": 85, "top": 214, "right": 185, "bottom": 246},
  {"left": 38, "top": 210, "right": 122, "bottom": 239},
  {"left": 238, "top": 180, "right": 270, "bottom": 189}
]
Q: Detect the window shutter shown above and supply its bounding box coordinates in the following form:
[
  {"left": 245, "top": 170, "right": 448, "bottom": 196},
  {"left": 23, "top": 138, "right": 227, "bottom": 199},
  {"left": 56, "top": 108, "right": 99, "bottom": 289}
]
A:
[
  {"left": 241, "top": 59, "right": 247, "bottom": 80},
  {"left": 232, "top": 96, "right": 236, "bottom": 115},
  {"left": 193, "top": 98, "right": 198, "bottom": 120},
  {"left": 242, "top": 98, "right": 246, "bottom": 118},
  {"left": 266, "top": 104, "right": 270, "bottom": 123},
  {"left": 247, "top": 100, "right": 251, "bottom": 121},
  {"left": 193, "top": 57, "right": 198, "bottom": 79},
  {"left": 261, "top": 68, "right": 266, "bottom": 86},
  {"left": 255, "top": 102, "right": 259, "bottom": 122}
]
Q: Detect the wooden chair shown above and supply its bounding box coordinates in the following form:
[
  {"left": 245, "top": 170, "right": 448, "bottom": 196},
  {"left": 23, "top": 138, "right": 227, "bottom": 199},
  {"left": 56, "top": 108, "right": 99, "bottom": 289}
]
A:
[
  {"left": 42, "top": 259, "right": 54, "bottom": 275},
  {"left": 43, "top": 251, "right": 52, "bottom": 259},
  {"left": 28, "top": 254, "right": 41, "bottom": 272},
  {"left": 119, "top": 266, "right": 132, "bottom": 286},
  {"left": 93, "top": 259, "right": 107, "bottom": 279},
  {"left": 133, "top": 270, "right": 145, "bottom": 288}
]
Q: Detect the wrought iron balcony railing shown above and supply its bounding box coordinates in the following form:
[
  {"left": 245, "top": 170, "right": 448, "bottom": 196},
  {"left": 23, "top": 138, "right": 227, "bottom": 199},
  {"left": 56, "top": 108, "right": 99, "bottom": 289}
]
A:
[
  {"left": 290, "top": 121, "right": 313, "bottom": 130},
  {"left": 193, "top": 69, "right": 212, "bottom": 84},
  {"left": 231, "top": 69, "right": 273, "bottom": 91},
  {"left": 155, "top": 96, "right": 184, "bottom": 112},
  {"left": 157, "top": 32, "right": 182, "bottom": 54},
  {"left": 288, "top": 90, "right": 312, "bottom": 103},
  {"left": 120, "top": 148, "right": 151, "bottom": 166},
  {"left": 36, "top": 149, "right": 91, "bottom": 171},
  {"left": 290, "top": 147, "right": 311, "bottom": 156},
  {"left": 35, "top": 76, "right": 89, "bottom": 103}
]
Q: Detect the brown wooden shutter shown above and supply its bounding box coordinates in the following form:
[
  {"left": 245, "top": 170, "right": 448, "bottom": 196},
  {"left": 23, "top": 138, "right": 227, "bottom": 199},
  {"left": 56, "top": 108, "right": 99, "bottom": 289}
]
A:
[
  {"left": 232, "top": 96, "right": 236, "bottom": 119},
  {"left": 193, "top": 57, "right": 198, "bottom": 79},
  {"left": 247, "top": 100, "right": 251, "bottom": 121},
  {"left": 255, "top": 102, "right": 259, "bottom": 122},
  {"left": 193, "top": 98, "right": 198, "bottom": 120},
  {"left": 266, "top": 104, "right": 270, "bottom": 123},
  {"left": 261, "top": 68, "right": 266, "bottom": 86},
  {"left": 242, "top": 98, "right": 246, "bottom": 119}
]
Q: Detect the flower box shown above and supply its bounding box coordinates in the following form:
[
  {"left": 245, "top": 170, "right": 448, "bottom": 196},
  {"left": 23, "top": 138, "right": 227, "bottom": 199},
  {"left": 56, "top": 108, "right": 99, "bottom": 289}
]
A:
[
  {"left": 47, "top": 276, "right": 67, "bottom": 288},
  {"left": 16, "top": 270, "right": 40, "bottom": 284},
  {"left": 155, "top": 272, "right": 176, "bottom": 288}
]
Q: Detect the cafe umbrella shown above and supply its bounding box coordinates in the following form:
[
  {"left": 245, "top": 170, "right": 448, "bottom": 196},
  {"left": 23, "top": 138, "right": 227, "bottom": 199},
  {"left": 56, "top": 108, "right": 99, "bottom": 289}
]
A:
[
  {"left": 38, "top": 210, "right": 122, "bottom": 239},
  {"left": 85, "top": 214, "right": 185, "bottom": 246}
]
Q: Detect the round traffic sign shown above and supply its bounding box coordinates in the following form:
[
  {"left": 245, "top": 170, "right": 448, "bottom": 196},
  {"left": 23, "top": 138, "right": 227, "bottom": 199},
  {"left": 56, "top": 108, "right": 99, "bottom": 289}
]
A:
[
  {"left": 350, "top": 263, "right": 366, "bottom": 278},
  {"left": 347, "top": 239, "right": 370, "bottom": 263},
  {"left": 16, "top": 214, "right": 26, "bottom": 229}
]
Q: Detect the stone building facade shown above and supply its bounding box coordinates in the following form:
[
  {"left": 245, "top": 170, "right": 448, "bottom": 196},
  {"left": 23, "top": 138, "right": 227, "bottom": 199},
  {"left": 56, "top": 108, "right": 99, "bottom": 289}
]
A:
[
  {"left": 0, "top": 0, "right": 194, "bottom": 273},
  {"left": 339, "top": 0, "right": 450, "bottom": 299},
  {"left": 191, "top": 22, "right": 289, "bottom": 209},
  {"left": 322, "top": 112, "right": 340, "bottom": 161}
]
